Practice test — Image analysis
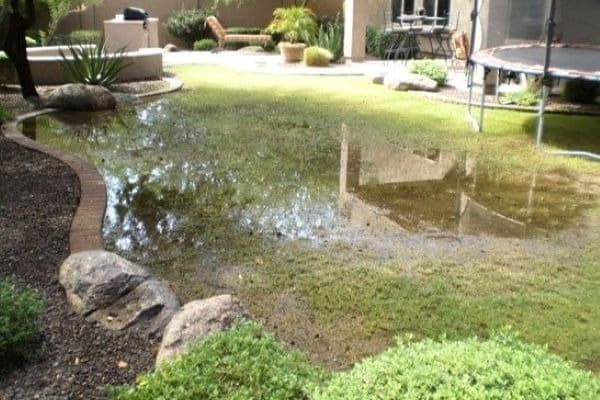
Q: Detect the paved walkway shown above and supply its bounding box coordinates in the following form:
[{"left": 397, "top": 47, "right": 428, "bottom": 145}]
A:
[{"left": 164, "top": 50, "right": 391, "bottom": 76}]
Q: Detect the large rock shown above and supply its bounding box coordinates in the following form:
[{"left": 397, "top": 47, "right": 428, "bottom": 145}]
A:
[
  {"left": 59, "top": 250, "right": 179, "bottom": 337},
  {"left": 384, "top": 71, "right": 438, "bottom": 92},
  {"left": 156, "top": 295, "right": 251, "bottom": 365},
  {"left": 46, "top": 84, "right": 117, "bottom": 111}
]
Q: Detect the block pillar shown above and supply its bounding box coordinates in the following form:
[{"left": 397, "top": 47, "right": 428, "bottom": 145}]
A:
[{"left": 343, "top": 0, "right": 367, "bottom": 61}]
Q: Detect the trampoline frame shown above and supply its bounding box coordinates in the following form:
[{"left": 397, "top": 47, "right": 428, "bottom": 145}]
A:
[{"left": 466, "top": 0, "right": 600, "bottom": 161}]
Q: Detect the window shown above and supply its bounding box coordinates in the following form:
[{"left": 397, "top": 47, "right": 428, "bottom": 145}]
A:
[
  {"left": 423, "top": 0, "right": 451, "bottom": 17},
  {"left": 393, "top": 0, "right": 415, "bottom": 19}
]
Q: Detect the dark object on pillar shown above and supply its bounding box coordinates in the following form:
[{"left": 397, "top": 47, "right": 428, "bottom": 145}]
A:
[{"left": 0, "top": 0, "right": 38, "bottom": 99}]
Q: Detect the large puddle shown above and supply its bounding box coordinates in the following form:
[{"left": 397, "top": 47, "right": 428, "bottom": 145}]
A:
[{"left": 20, "top": 98, "right": 597, "bottom": 265}]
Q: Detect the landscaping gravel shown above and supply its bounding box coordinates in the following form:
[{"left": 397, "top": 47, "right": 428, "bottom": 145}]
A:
[{"left": 0, "top": 137, "right": 155, "bottom": 399}]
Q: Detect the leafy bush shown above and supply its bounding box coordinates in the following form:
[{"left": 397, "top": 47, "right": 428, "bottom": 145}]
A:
[
  {"left": 110, "top": 322, "right": 324, "bottom": 400},
  {"left": 311, "top": 21, "right": 343, "bottom": 63},
  {"left": 503, "top": 90, "right": 540, "bottom": 106},
  {"left": 25, "top": 36, "right": 37, "bottom": 47},
  {"left": 303, "top": 46, "right": 333, "bottom": 67},
  {"left": 408, "top": 59, "right": 448, "bottom": 85},
  {"left": 0, "top": 103, "right": 13, "bottom": 125},
  {"left": 0, "top": 51, "right": 16, "bottom": 85},
  {"left": 0, "top": 280, "right": 44, "bottom": 367},
  {"left": 59, "top": 39, "right": 128, "bottom": 86},
  {"left": 563, "top": 78, "right": 599, "bottom": 104},
  {"left": 266, "top": 6, "right": 317, "bottom": 44},
  {"left": 193, "top": 38, "right": 218, "bottom": 51},
  {"left": 166, "top": 8, "right": 214, "bottom": 47},
  {"left": 70, "top": 29, "right": 103, "bottom": 44},
  {"left": 366, "top": 26, "right": 397, "bottom": 59},
  {"left": 225, "top": 27, "right": 263, "bottom": 35},
  {"left": 314, "top": 331, "right": 600, "bottom": 400}
]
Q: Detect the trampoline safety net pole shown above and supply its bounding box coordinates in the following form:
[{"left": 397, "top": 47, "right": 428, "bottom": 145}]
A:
[
  {"left": 466, "top": 0, "right": 480, "bottom": 131},
  {"left": 536, "top": 0, "right": 557, "bottom": 148}
]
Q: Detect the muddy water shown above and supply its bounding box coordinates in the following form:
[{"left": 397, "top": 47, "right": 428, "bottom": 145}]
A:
[
  {"left": 20, "top": 99, "right": 597, "bottom": 263},
  {"left": 19, "top": 99, "right": 600, "bottom": 368}
]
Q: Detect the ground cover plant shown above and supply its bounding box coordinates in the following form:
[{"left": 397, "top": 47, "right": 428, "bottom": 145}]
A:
[
  {"left": 303, "top": 46, "right": 332, "bottom": 66},
  {"left": 112, "top": 324, "right": 599, "bottom": 399},
  {"left": 30, "top": 66, "right": 600, "bottom": 374},
  {"left": 194, "top": 38, "right": 218, "bottom": 51},
  {"left": 110, "top": 322, "right": 324, "bottom": 400},
  {"left": 315, "top": 330, "right": 600, "bottom": 399},
  {"left": 0, "top": 280, "right": 44, "bottom": 369},
  {"left": 408, "top": 59, "right": 448, "bottom": 85}
]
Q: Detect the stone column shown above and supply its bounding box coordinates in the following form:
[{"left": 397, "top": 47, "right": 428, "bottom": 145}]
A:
[{"left": 343, "top": 0, "right": 367, "bottom": 61}]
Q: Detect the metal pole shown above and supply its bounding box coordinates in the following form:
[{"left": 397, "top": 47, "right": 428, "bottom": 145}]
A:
[
  {"left": 536, "top": 0, "right": 557, "bottom": 148},
  {"left": 465, "top": 0, "right": 479, "bottom": 129},
  {"left": 479, "top": 68, "right": 487, "bottom": 132}
]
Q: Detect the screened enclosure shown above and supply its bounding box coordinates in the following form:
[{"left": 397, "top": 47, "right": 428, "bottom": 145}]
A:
[{"left": 467, "top": 0, "right": 600, "bottom": 160}]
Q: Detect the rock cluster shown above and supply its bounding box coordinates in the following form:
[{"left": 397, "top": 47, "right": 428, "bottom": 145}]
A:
[
  {"left": 59, "top": 251, "right": 179, "bottom": 337},
  {"left": 373, "top": 70, "right": 439, "bottom": 92},
  {"left": 46, "top": 84, "right": 117, "bottom": 111},
  {"left": 59, "top": 251, "right": 251, "bottom": 365}
]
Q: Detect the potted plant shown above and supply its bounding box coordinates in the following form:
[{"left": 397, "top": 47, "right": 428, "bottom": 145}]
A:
[{"left": 266, "top": 6, "right": 317, "bottom": 63}]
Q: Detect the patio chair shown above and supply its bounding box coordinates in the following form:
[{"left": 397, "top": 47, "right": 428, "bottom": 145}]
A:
[{"left": 205, "top": 16, "right": 271, "bottom": 49}]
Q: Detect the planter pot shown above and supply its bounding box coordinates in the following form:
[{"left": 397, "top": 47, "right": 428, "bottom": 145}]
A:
[{"left": 279, "top": 42, "right": 306, "bottom": 63}]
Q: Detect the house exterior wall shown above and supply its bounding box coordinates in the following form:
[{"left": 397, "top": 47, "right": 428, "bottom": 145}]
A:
[{"left": 56, "top": 0, "right": 343, "bottom": 47}]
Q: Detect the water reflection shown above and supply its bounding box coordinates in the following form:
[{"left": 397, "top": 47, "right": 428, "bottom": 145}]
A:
[{"left": 340, "top": 139, "right": 594, "bottom": 238}]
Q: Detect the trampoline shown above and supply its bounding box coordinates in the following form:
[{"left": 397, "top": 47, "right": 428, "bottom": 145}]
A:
[{"left": 466, "top": 0, "right": 600, "bottom": 160}]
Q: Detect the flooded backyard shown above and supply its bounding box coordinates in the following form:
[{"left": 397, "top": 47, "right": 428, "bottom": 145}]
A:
[{"left": 21, "top": 96, "right": 600, "bottom": 369}]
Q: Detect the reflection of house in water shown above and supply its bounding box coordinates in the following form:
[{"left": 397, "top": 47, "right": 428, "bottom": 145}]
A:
[{"left": 339, "top": 139, "right": 542, "bottom": 238}]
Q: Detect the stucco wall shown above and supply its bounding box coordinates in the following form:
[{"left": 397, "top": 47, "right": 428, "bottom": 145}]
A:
[
  {"left": 556, "top": 0, "right": 600, "bottom": 44},
  {"left": 57, "top": 0, "right": 343, "bottom": 47}
]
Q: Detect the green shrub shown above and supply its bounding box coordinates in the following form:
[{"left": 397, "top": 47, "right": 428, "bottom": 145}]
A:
[
  {"left": 110, "top": 322, "right": 324, "bottom": 400},
  {"left": 225, "top": 27, "right": 263, "bottom": 35},
  {"left": 408, "top": 59, "right": 448, "bottom": 85},
  {"left": 314, "top": 331, "right": 600, "bottom": 400},
  {"left": 503, "top": 90, "right": 540, "bottom": 106},
  {"left": 0, "top": 103, "right": 13, "bottom": 125},
  {"left": 193, "top": 38, "right": 218, "bottom": 51},
  {"left": 311, "top": 20, "right": 343, "bottom": 63},
  {"left": 59, "top": 38, "right": 128, "bottom": 87},
  {"left": 25, "top": 36, "right": 37, "bottom": 47},
  {"left": 70, "top": 29, "right": 103, "bottom": 44},
  {"left": 366, "top": 26, "right": 397, "bottom": 59},
  {"left": 0, "top": 280, "right": 44, "bottom": 367},
  {"left": 563, "top": 79, "right": 600, "bottom": 104},
  {"left": 266, "top": 6, "right": 317, "bottom": 44},
  {"left": 303, "top": 46, "right": 333, "bottom": 67},
  {"left": 0, "top": 51, "right": 16, "bottom": 85},
  {"left": 166, "top": 8, "right": 214, "bottom": 47}
]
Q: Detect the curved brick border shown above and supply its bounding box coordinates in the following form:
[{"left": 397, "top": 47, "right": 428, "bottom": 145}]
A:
[{"left": 1, "top": 76, "right": 183, "bottom": 253}]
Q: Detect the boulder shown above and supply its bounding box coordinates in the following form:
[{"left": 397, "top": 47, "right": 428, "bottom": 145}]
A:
[
  {"left": 156, "top": 295, "right": 250, "bottom": 365},
  {"left": 163, "top": 43, "right": 179, "bottom": 52},
  {"left": 371, "top": 73, "right": 386, "bottom": 85},
  {"left": 46, "top": 84, "right": 117, "bottom": 111},
  {"left": 59, "top": 250, "right": 179, "bottom": 337},
  {"left": 383, "top": 71, "right": 438, "bottom": 92}
]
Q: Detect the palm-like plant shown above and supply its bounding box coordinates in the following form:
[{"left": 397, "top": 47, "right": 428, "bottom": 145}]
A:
[
  {"left": 313, "top": 21, "right": 343, "bottom": 62},
  {"left": 59, "top": 38, "right": 128, "bottom": 87},
  {"left": 266, "top": 6, "right": 317, "bottom": 43}
]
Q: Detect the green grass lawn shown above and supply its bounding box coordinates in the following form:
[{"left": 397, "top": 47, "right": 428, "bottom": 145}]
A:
[
  {"left": 30, "top": 65, "right": 599, "bottom": 373},
  {"left": 165, "top": 66, "right": 599, "bottom": 371}
]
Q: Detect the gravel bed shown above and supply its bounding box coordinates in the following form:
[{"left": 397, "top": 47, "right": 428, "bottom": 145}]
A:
[{"left": 0, "top": 137, "right": 155, "bottom": 399}]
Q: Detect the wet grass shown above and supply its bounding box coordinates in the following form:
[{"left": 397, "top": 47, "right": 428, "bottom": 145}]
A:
[{"left": 27, "top": 65, "right": 600, "bottom": 372}]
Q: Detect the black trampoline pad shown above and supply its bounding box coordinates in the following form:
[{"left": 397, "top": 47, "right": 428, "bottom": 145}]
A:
[{"left": 471, "top": 45, "right": 600, "bottom": 81}]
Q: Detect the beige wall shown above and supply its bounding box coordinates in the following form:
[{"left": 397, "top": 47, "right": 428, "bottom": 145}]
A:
[{"left": 57, "top": 0, "right": 343, "bottom": 47}]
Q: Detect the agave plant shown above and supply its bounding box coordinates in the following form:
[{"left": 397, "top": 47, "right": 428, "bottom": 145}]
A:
[
  {"left": 59, "top": 38, "right": 128, "bottom": 87},
  {"left": 313, "top": 21, "right": 343, "bottom": 63}
]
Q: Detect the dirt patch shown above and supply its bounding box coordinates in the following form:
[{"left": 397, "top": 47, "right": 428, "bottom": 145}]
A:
[{"left": 0, "top": 137, "right": 155, "bottom": 399}]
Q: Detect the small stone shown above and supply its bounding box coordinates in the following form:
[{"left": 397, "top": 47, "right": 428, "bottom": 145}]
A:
[
  {"left": 117, "top": 360, "right": 128, "bottom": 369},
  {"left": 163, "top": 43, "right": 179, "bottom": 52}
]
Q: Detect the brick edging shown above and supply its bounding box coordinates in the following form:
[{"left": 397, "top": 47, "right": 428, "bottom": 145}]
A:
[
  {"left": 1, "top": 76, "right": 183, "bottom": 254},
  {"left": 3, "top": 110, "right": 106, "bottom": 253}
]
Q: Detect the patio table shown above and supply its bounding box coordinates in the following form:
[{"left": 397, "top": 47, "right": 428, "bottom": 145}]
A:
[{"left": 391, "top": 15, "right": 424, "bottom": 61}]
